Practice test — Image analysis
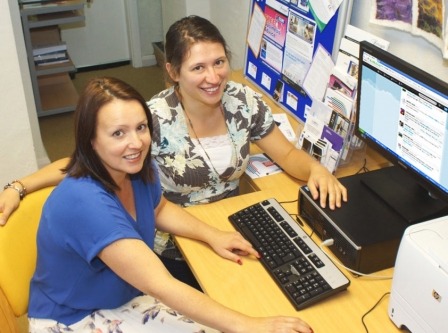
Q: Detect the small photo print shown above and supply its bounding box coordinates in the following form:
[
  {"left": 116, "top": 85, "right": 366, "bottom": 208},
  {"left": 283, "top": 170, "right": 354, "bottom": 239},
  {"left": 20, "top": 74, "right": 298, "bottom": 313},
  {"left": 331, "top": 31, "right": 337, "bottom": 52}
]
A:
[{"left": 273, "top": 80, "right": 284, "bottom": 102}]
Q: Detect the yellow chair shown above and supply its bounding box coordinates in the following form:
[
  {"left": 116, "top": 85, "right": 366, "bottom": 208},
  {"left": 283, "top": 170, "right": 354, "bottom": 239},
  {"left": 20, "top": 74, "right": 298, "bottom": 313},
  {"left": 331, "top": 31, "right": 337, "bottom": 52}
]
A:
[{"left": 0, "top": 187, "right": 55, "bottom": 333}]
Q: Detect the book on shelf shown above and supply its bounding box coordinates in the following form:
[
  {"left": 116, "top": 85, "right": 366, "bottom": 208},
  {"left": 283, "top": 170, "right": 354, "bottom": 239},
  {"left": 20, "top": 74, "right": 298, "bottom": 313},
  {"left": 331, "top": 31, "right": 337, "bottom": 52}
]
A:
[
  {"left": 35, "top": 53, "right": 69, "bottom": 66},
  {"left": 34, "top": 51, "right": 67, "bottom": 61},
  {"left": 35, "top": 57, "right": 69, "bottom": 66},
  {"left": 35, "top": 58, "right": 70, "bottom": 66},
  {"left": 21, "top": 0, "right": 60, "bottom": 9},
  {"left": 20, "top": 0, "right": 57, "bottom": 3},
  {"left": 32, "top": 41, "right": 67, "bottom": 56}
]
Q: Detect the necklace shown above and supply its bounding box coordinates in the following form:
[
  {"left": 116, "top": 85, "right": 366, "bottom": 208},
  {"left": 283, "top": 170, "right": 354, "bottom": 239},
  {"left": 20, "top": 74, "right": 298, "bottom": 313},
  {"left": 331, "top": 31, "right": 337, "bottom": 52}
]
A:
[{"left": 181, "top": 102, "right": 238, "bottom": 181}]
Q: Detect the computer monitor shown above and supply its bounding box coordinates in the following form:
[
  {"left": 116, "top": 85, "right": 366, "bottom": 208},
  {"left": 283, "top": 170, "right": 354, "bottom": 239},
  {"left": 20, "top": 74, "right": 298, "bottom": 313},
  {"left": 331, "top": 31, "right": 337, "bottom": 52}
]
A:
[{"left": 355, "top": 41, "right": 448, "bottom": 224}]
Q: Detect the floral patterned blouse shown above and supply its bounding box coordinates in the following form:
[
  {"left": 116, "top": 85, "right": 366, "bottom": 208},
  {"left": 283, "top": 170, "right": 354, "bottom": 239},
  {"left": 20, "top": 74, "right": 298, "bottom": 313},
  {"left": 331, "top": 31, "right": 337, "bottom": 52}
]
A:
[
  {"left": 148, "top": 81, "right": 275, "bottom": 257},
  {"left": 149, "top": 80, "right": 275, "bottom": 205}
]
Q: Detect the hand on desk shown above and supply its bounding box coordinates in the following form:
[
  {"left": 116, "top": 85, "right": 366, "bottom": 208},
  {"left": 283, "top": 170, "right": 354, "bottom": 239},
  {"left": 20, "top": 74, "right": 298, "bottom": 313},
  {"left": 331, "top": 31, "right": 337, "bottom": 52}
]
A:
[
  {"left": 307, "top": 163, "right": 348, "bottom": 210},
  {"left": 208, "top": 230, "right": 260, "bottom": 265},
  {"left": 248, "top": 316, "right": 313, "bottom": 333}
]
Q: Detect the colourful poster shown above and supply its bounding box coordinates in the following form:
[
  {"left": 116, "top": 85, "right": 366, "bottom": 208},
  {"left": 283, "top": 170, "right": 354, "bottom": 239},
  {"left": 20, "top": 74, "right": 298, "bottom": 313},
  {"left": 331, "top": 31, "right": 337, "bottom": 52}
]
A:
[
  {"left": 263, "top": 6, "right": 288, "bottom": 47},
  {"left": 371, "top": 0, "right": 447, "bottom": 59}
]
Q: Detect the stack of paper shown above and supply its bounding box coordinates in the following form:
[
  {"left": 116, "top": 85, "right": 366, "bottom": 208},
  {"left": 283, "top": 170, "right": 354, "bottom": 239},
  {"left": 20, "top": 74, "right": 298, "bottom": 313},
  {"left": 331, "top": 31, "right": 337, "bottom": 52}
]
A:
[
  {"left": 245, "top": 154, "right": 283, "bottom": 179},
  {"left": 33, "top": 41, "right": 68, "bottom": 66}
]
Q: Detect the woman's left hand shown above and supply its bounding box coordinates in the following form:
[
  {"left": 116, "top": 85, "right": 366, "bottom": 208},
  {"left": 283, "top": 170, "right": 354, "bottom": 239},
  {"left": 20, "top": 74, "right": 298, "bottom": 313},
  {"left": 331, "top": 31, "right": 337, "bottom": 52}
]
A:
[
  {"left": 0, "top": 188, "right": 21, "bottom": 226},
  {"left": 307, "top": 163, "right": 348, "bottom": 210},
  {"left": 208, "top": 230, "right": 260, "bottom": 265}
]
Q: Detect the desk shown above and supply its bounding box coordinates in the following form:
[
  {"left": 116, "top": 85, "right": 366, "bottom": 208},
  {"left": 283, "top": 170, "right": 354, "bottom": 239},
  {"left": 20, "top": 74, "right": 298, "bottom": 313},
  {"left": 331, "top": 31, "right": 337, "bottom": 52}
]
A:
[{"left": 175, "top": 71, "right": 400, "bottom": 332}]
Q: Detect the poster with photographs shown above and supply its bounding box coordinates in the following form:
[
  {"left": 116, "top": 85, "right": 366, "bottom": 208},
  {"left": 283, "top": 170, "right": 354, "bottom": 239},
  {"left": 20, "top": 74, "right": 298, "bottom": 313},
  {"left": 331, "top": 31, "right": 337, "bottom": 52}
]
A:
[{"left": 244, "top": 0, "right": 352, "bottom": 122}]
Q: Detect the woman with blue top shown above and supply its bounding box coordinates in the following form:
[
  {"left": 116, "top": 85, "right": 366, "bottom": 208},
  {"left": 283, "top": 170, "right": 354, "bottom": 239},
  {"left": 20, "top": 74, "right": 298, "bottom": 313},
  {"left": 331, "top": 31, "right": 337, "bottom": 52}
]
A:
[
  {"left": 26, "top": 76, "right": 313, "bottom": 333},
  {"left": 0, "top": 16, "right": 346, "bottom": 292}
]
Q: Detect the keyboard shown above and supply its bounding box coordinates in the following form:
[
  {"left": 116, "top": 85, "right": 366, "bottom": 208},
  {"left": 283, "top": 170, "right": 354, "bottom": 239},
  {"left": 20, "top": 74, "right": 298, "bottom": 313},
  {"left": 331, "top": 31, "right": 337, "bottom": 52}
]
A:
[{"left": 228, "top": 198, "right": 350, "bottom": 310}]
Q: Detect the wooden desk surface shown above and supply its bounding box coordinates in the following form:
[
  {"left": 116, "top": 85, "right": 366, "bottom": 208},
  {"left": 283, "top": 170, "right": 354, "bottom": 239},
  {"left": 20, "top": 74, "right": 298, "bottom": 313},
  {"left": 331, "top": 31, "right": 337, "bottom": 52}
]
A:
[
  {"left": 178, "top": 191, "right": 398, "bottom": 333},
  {"left": 175, "top": 70, "right": 400, "bottom": 332}
]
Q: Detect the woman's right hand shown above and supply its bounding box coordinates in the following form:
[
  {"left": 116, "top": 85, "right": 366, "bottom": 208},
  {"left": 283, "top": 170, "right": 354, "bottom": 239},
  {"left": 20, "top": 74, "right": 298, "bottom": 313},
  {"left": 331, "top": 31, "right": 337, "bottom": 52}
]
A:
[
  {"left": 0, "top": 188, "right": 21, "bottom": 226},
  {"left": 0, "top": 158, "right": 70, "bottom": 227},
  {"left": 244, "top": 316, "right": 313, "bottom": 333}
]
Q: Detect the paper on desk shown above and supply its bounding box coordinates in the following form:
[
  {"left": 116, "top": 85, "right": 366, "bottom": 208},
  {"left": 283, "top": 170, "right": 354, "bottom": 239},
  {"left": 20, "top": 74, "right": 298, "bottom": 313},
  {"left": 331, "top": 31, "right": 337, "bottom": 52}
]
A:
[
  {"left": 245, "top": 154, "right": 283, "bottom": 179},
  {"left": 273, "top": 113, "right": 296, "bottom": 142}
]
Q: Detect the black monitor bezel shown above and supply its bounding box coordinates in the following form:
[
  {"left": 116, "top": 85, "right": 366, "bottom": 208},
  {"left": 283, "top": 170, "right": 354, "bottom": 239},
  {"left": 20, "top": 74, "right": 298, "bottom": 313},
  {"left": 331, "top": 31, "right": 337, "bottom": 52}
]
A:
[{"left": 355, "top": 41, "right": 448, "bottom": 204}]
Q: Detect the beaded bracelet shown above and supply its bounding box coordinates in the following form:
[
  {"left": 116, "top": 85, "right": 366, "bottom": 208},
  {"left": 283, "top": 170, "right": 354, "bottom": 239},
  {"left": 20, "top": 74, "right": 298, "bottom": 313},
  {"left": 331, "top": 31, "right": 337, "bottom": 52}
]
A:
[{"left": 3, "top": 179, "right": 27, "bottom": 200}]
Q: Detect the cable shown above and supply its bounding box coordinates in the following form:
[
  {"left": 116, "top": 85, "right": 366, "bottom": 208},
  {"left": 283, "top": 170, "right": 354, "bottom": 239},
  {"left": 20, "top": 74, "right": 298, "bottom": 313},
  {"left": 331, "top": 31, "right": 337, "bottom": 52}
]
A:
[
  {"left": 321, "top": 239, "right": 334, "bottom": 247},
  {"left": 295, "top": 213, "right": 314, "bottom": 237},
  {"left": 361, "top": 292, "right": 391, "bottom": 333},
  {"left": 279, "top": 198, "right": 314, "bottom": 236},
  {"left": 290, "top": 213, "right": 304, "bottom": 227},
  {"left": 278, "top": 199, "right": 298, "bottom": 204},
  {"left": 319, "top": 239, "right": 393, "bottom": 279},
  {"left": 356, "top": 158, "right": 370, "bottom": 174},
  {"left": 295, "top": 208, "right": 317, "bottom": 238}
]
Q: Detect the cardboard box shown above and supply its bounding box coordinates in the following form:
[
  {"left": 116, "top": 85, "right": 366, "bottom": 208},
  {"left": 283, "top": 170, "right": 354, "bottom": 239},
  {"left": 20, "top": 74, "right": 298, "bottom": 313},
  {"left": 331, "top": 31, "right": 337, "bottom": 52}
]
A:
[{"left": 152, "top": 42, "right": 165, "bottom": 67}]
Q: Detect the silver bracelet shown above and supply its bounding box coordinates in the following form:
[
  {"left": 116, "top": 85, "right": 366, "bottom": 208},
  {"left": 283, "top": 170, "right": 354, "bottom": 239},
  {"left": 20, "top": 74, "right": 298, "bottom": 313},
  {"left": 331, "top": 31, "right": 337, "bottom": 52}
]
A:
[{"left": 3, "top": 179, "right": 27, "bottom": 200}]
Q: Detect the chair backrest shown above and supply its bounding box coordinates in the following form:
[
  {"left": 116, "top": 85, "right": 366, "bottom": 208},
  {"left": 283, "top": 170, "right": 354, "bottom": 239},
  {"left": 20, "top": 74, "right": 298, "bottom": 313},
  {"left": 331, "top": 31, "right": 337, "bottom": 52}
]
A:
[{"left": 0, "top": 187, "right": 55, "bottom": 331}]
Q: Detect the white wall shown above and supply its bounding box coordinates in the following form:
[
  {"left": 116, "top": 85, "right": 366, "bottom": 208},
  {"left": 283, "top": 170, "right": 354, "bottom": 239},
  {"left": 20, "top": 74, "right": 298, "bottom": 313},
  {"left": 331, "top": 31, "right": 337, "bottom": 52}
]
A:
[
  {"left": 210, "top": 0, "right": 251, "bottom": 70},
  {"left": 161, "top": 0, "right": 186, "bottom": 37},
  {"left": 61, "top": 0, "right": 131, "bottom": 68},
  {"left": 161, "top": 0, "right": 250, "bottom": 70},
  {"left": 0, "top": 0, "right": 49, "bottom": 185},
  {"left": 137, "top": 0, "right": 163, "bottom": 66},
  {"left": 161, "top": 0, "right": 211, "bottom": 26},
  {"left": 60, "top": 0, "right": 164, "bottom": 69}
]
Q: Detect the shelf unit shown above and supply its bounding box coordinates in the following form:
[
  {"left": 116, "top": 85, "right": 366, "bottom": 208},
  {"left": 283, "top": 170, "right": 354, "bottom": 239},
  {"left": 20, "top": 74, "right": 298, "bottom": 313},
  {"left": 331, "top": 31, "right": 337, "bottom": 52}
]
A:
[{"left": 20, "top": 1, "right": 85, "bottom": 117}]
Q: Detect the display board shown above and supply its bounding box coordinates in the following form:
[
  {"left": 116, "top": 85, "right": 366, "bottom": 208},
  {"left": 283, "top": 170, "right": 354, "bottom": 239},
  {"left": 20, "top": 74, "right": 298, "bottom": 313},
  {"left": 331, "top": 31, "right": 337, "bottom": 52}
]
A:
[{"left": 244, "top": 0, "right": 352, "bottom": 123}]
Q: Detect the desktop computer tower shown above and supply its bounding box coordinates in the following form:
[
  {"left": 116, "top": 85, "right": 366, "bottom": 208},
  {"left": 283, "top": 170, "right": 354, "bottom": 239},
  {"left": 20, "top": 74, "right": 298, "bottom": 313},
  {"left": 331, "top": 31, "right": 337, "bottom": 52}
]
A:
[{"left": 298, "top": 168, "right": 412, "bottom": 274}]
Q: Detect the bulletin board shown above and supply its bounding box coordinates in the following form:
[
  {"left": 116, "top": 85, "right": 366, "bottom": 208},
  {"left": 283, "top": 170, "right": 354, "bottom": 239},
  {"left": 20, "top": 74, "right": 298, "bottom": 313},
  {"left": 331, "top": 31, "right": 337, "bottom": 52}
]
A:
[{"left": 244, "top": 0, "right": 352, "bottom": 123}]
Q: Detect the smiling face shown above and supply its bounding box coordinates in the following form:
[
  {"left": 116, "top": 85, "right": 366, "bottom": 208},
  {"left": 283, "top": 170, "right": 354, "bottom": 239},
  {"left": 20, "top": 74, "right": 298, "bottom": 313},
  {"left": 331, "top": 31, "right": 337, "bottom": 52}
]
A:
[
  {"left": 167, "top": 41, "right": 231, "bottom": 109},
  {"left": 91, "top": 98, "right": 151, "bottom": 184}
]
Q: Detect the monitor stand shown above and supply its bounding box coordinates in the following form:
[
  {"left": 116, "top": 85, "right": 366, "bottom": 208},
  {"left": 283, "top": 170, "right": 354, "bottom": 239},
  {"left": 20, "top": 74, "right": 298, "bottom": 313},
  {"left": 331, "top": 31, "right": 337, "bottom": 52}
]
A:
[{"left": 360, "top": 166, "right": 448, "bottom": 224}]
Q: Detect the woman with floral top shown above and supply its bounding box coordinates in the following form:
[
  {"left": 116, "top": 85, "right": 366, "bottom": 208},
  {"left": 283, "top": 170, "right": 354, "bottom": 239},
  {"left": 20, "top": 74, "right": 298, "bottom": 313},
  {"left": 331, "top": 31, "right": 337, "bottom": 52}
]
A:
[
  {"left": 148, "top": 15, "right": 347, "bottom": 285},
  {"left": 0, "top": 16, "right": 346, "bottom": 292}
]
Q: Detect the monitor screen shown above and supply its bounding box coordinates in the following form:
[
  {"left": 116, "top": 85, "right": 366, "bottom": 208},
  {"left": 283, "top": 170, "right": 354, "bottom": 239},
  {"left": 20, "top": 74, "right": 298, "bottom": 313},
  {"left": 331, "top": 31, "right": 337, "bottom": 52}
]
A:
[{"left": 356, "top": 41, "right": 448, "bottom": 223}]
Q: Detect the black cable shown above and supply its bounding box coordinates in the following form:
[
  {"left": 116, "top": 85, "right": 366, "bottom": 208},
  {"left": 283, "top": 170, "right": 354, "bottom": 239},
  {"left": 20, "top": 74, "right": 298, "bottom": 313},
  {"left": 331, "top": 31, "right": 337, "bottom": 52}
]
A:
[
  {"left": 278, "top": 199, "right": 298, "bottom": 204},
  {"left": 356, "top": 158, "right": 370, "bottom": 174},
  {"left": 361, "top": 292, "right": 390, "bottom": 333},
  {"left": 290, "top": 213, "right": 304, "bottom": 227},
  {"left": 279, "top": 198, "right": 315, "bottom": 237}
]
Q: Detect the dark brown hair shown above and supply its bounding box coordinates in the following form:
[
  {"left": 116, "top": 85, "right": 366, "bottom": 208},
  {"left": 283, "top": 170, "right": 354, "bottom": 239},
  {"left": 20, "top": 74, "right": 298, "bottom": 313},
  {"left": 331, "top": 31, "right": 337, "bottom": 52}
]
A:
[
  {"left": 164, "top": 15, "right": 232, "bottom": 85},
  {"left": 64, "top": 77, "right": 155, "bottom": 192}
]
